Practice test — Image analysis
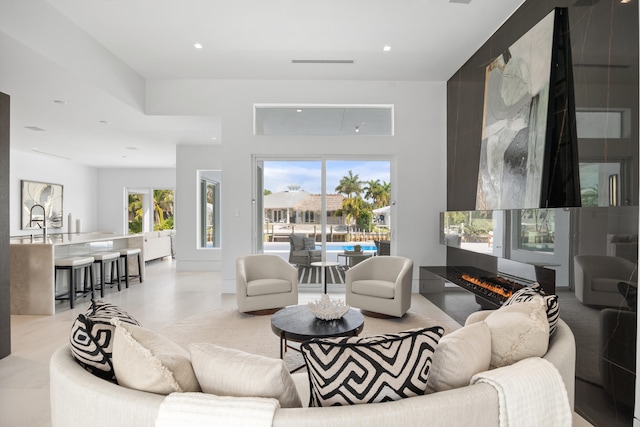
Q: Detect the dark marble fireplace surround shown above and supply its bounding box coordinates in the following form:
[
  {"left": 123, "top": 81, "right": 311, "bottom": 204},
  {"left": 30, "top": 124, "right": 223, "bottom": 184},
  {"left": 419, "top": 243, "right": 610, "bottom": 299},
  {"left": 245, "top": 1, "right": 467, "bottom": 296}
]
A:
[{"left": 420, "top": 1, "right": 639, "bottom": 426}]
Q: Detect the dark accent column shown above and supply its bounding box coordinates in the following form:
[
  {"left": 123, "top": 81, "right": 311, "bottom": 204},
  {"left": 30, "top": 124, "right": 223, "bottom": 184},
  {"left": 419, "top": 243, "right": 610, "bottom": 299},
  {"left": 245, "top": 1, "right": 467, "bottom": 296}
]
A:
[{"left": 0, "top": 92, "right": 10, "bottom": 359}]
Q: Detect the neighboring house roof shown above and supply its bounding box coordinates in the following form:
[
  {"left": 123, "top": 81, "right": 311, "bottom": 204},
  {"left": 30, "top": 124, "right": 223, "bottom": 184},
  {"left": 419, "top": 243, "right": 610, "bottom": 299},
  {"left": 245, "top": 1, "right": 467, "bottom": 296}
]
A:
[
  {"left": 294, "top": 194, "right": 345, "bottom": 212},
  {"left": 264, "top": 190, "right": 345, "bottom": 211},
  {"left": 263, "top": 190, "right": 311, "bottom": 209},
  {"left": 373, "top": 206, "right": 390, "bottom": 214}
]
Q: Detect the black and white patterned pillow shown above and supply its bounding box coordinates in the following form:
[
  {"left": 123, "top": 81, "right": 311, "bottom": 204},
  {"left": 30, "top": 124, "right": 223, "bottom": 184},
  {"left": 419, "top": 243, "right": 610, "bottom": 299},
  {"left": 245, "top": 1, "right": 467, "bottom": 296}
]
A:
[
  {"left": 70, "top": 299, "right": 140, "bottom": 383},
  {"left": 504, "top": 283, "right": 559, "bottom": 336},
  {"left": 300, "top": 326, "right": 444, "bottom": 407}
]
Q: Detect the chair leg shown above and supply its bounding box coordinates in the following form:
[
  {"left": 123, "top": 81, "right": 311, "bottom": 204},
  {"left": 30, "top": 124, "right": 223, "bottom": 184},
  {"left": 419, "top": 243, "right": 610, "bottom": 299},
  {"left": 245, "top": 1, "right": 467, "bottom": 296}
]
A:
[
  {"left": 89, "top": 264, "right": 95, "bottom": 299},
  {"left": 99, "top": 262, "right": 105, "bottom": 298},
  {"left": 115, "top": 259, "right": 122, "bottom": 291},
  {"left": 69, "top": 268, "right": 75, "bottom": 309},
  {"left": 122, "top": 256, "right": 130, "bottom": 288},
  {"left": 137, "top": 253, "right": 143, "bottom": 283}
]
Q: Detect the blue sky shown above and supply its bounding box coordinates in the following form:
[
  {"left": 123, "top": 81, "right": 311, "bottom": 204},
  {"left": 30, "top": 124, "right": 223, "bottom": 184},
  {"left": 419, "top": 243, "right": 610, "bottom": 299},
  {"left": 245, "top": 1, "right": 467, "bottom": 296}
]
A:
[{"left": 263, "top": 160, "right": 391, "bottom": 194}]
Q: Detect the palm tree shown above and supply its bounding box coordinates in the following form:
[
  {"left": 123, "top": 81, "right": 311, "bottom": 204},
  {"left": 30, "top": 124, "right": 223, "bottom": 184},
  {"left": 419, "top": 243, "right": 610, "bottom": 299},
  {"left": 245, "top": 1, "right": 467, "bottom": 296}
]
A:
[
  {"left": 153, "top": 189, "right": 174, "bottom": 230},
  {"left": 128, "top": 194, "right": 143, "bottom": 234},
  {"left": 337, "top": 197, "right": 368, "bottom": 240},
  {"left": 335, "top": 170, "right": 362, "bottom": 199},
  {"left": 380, "top": 181, "right": 391, "bottom": 207},
  {"left": 363, "top": 179, "right": 390, "bottom": 209},
  {"left": 363, "top": 179, "right": 380, "bottom": 205}
]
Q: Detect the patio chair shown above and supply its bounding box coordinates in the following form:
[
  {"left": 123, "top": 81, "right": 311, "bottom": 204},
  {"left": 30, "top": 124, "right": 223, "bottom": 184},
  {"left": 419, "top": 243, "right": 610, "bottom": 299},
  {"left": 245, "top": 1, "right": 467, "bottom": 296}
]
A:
[
  {"left": 374, "top": 240, "right": 391, "bottom": 256},
  {"left": 288, "top": 234, "right": 321, "bottom": 266}
]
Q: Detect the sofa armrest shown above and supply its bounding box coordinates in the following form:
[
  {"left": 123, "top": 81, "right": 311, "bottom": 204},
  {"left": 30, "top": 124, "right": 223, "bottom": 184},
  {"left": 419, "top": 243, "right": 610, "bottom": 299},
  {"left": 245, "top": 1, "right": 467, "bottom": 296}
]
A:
[{"left": 465, "top": 310, "right": 492, "bottom": 325}]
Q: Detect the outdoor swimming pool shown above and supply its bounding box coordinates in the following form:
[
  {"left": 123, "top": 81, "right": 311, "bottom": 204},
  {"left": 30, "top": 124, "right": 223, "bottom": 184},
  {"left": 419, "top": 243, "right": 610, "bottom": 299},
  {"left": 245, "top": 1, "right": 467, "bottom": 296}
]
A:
[{"left": 265, "top": 242, "right": 377, "bottom": 252}]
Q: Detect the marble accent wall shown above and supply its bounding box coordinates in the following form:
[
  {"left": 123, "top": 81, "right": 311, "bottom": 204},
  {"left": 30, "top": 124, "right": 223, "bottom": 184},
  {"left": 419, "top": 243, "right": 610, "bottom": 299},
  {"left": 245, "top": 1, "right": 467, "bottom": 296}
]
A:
[
  {"left": 1, "top": 92, "right": 10, "bottom": 359},
  {"left": 447, "top": 0, "right": 638, "bottom": 210},
  {"left": 444, "top": 1, "right": 639, "bottom": 424}
]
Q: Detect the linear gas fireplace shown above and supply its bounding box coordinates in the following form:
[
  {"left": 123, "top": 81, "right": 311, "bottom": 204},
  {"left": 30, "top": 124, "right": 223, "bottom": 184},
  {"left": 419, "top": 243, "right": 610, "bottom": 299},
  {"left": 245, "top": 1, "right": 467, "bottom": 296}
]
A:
[{"left": 421, "top": 249, "right": 556, "bottom": 311}]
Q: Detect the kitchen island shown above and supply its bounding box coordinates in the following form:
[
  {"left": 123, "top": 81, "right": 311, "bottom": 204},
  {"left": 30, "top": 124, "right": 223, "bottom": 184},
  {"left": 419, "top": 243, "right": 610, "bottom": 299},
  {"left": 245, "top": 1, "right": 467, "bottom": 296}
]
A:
[{"left": 10, "top": 232, "right": 144, "bottom": 315}]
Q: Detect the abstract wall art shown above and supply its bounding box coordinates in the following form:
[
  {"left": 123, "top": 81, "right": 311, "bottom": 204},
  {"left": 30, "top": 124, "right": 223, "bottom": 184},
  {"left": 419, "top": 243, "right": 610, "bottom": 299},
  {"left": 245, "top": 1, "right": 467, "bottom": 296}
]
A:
[
  {"left": 21, "top": 180, "right": 63, "bottom": 230},
  {"left": 476, "top": 8, "right": 580, "bottom": 210}
]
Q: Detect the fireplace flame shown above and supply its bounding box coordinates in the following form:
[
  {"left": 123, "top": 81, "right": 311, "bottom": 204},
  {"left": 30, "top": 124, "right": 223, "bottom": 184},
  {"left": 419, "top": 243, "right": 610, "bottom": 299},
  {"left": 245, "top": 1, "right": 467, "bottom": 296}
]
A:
[{"left": 460, "top": 274, "right": 514, "bottom": 299}]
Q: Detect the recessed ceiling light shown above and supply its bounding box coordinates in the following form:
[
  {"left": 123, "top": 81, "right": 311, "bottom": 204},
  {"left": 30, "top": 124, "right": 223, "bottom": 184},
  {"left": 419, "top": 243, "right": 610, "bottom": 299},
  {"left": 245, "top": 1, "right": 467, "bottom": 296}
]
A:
[
  {"left": 296, "top": 109, "right": 302, "bottom": 113},
  {"left": 25, "top": 126, "right": 46, "bottom": 131},
  {"left": 100, "top": 120, "right": 110, "bottom": 124},
  {"left": 125, "top": 146, "right": 139, "bottom": 151},
  {"left": 53, "top": 99, "right": 67, "bottom": 105},
  {"left": 383, "top": 46, "right": 391, "bottom": 52},
  {"left": 621, "top": 0, "right": 631, "bottom": 4},
  {"left": 211, "top": 137, "right": 217, "bottom": 140},
  {"left": 194, "top": 43, "right": 203, "bottom": 49}
]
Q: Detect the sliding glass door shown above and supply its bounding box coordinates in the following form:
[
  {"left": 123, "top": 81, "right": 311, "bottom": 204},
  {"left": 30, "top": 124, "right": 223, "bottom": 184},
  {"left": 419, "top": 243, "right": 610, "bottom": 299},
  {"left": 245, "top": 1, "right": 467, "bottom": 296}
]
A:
[{"left": 254, "top": 157, "right": 391, "bottom": 287}]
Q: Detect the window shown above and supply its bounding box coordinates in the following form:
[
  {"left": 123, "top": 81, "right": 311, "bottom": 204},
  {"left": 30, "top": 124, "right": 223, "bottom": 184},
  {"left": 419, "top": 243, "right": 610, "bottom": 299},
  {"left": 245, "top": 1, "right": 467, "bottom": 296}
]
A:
[
  {"left": 304, "top": 211, "right": 315, "bottom": 223},
  {"left": 517, "top": 209, "right": 554, "bottom": 253},
  {"left": 579, "top": 162, "right": 621, "bottom": 207},
  {"left": 126, "top": 188, "right": 174, "bottom": 235},
  {"left": 127, "top": 193, "right": 144, "bottom": 234},
  {"left": 153, "top": 189, "right": 174, "bottom": 230},
  {"left": 199, "top": 171, "right": 221, "bottom": 248}
]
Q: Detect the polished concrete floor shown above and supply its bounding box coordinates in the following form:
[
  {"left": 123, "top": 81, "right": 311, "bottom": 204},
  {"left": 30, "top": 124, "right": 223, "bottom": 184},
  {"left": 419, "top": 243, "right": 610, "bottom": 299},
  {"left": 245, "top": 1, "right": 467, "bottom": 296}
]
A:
[{"left": 0, "top": 259, "right": 592, "bottom": 426}]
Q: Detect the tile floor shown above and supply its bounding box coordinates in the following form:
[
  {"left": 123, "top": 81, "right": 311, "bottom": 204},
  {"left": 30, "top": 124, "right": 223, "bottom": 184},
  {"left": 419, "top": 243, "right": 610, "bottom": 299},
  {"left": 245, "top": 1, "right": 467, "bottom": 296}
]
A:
[{"left": 0, "top": 259, "right": 592, "bottom": 426}]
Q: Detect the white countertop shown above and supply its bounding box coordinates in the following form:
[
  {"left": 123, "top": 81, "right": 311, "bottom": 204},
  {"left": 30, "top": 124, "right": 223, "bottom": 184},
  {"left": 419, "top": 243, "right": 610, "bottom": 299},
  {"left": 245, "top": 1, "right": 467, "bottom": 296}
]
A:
[{"left": 10, "top": 232, "right": 136, "bottom": 246}]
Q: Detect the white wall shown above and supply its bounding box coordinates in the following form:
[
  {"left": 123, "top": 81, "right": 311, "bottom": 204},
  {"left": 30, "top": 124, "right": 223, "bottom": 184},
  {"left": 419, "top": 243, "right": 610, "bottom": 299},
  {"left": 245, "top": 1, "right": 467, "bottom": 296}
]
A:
[
  {"left": 96, "top": 168, "right": 176, "bottom": 234},
  {"left": 146, "top": 79, "right": 448, "bottom": 292},
  {"left": 175, "top": 145, "right": 222, "bottom": 271},
  {"left": 9, "top": 150, "right": 97, "bottom": 236}
]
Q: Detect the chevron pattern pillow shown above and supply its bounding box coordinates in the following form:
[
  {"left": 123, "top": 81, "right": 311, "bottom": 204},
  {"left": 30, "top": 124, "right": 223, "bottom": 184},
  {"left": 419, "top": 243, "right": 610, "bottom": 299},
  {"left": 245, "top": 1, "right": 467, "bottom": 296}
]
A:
[
  {"left": 301, "top": 326, "right": 444, "bottom": 407},
  {"left": 70, "top": 299, "right": 140, "bottom": 383},
  {"left": 504, "top": 283, "right": 559, "bottom": 336}
]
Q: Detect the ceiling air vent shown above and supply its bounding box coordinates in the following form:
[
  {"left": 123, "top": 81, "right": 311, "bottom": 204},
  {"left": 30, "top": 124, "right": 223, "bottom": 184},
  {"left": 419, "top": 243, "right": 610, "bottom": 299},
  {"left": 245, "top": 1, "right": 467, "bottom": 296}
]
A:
[{"left": 292, "top": 60, "right": 354, "bottom": 64}]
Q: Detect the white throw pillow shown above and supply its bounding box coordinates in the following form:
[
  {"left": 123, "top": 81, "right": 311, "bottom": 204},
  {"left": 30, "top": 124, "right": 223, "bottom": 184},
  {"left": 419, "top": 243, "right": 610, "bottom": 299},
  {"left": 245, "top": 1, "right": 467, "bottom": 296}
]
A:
[
  {"left": 426, "top": 321, "right": 491, "bottom": 393},
  {"left": 484, "top": 296, "right": 549, "bottom": 368},
  {"left": 189, "top": 343, "right": 302, "bottom": 408},
  {"left": 111, "top": 319, "right": 201, "bottom": 395}
]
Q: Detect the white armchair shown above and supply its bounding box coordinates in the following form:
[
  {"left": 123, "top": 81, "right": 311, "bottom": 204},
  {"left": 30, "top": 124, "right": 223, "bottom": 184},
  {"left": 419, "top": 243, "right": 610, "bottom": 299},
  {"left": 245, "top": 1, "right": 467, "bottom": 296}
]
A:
[
  {"left": 236, "top": 254, "right": 298, "bottom": 314},
  {"left": 574, "top": 255, "right": 638, "bottom": 308},
  {"left": 345, "top": 256, "right": 413, "bottom": 318}
]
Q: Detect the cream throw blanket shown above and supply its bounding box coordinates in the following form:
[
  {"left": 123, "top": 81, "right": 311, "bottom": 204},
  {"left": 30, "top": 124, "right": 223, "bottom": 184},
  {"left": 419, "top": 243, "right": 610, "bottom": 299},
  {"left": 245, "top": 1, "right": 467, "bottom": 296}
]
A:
[
  {"left": 156, "top": 392, "right": 280, "bottom": 427},
  {"left": 471, "top": 357, "right": 572, "bottom": 427}
]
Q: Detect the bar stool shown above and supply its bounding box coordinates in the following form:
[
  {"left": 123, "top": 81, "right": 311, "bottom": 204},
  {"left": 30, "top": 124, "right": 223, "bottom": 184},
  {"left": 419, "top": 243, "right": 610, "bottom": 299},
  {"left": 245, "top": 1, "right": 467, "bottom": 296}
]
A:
[
  {"left": 119, "top": 248, "right": 143, "bottom": 288},
  {"left": 91, "top": 251, "right": 121, "bottom": 297},
  {"left": 54, "top": 256, "right": 95, "bottom": 309}
]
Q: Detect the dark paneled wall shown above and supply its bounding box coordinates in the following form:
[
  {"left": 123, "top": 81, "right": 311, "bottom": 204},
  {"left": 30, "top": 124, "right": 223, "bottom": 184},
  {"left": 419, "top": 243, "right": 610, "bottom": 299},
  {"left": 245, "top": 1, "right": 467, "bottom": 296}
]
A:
[
  {"left": 447, "top": 0, "right": 639, "bottom": 210},
  {"left": 0, "top": 92, "right": 10, "bottom": 359}
]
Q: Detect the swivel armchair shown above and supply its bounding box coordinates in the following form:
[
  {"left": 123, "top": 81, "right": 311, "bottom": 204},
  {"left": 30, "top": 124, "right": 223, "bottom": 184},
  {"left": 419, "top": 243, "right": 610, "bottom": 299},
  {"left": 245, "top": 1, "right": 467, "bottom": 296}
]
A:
[
  {"left": 345, "top": 256, "right": 413, "bottom": 317},
  {"left": 573, "top": 255, "right": 637, "bottom": 308},
  {"left": 236, "top": 254, "right": 298, "bottom": 314}
]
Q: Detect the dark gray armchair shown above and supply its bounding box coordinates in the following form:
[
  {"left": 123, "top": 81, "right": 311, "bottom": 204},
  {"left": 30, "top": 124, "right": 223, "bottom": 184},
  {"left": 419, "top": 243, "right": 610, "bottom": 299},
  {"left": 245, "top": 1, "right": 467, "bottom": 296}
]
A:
[{"left": 288, "top": 234, "right": 321, "bottom": 266}]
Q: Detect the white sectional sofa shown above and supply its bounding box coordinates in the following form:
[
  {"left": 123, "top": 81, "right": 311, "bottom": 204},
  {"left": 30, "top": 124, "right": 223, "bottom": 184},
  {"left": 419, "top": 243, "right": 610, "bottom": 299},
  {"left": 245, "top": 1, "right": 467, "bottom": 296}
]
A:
[
  {"left": 50, "top": 312, "right": 576, "bottom": 427},
  {"left": 143, "top": 230, "right": 175, "bottom": 262}
]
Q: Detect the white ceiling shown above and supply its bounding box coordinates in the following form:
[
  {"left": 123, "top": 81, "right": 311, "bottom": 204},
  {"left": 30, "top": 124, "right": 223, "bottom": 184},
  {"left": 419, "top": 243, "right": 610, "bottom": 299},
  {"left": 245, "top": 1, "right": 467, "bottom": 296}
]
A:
[{"left": 0, "top": 0, "right": 527, "bottom": 168}]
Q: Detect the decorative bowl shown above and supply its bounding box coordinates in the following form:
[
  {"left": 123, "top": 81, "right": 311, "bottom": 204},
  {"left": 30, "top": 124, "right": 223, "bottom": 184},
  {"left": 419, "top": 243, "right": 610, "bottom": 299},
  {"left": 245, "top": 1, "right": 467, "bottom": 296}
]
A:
[{"left": 308, "top": 294, "right": 350, "bottom": 320}]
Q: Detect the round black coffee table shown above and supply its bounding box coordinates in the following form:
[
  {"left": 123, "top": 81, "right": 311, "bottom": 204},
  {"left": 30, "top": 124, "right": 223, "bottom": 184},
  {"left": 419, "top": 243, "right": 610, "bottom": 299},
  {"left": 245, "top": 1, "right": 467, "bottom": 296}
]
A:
[{"left": 271, "top": 305, "right": 364, "bottom": 366}]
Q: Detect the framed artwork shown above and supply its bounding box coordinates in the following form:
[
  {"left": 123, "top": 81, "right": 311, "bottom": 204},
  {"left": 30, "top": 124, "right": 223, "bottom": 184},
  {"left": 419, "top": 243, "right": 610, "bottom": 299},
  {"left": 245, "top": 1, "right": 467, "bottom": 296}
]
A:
[
  {"left": 476, "top": 8, "right": 580, "bottom": 210},
  {"left": 21, "top": 180, "right": 63, "bottom": 230},
  {"left": 476, "top": 10, "right": 555, "bottom": 210}
]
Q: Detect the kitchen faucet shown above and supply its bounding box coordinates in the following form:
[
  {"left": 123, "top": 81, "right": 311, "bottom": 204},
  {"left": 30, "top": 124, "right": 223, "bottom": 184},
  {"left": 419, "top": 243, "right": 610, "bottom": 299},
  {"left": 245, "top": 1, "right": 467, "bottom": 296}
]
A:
[{"left": 29, "top": 203, "right": 47, "bottom": 238}]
